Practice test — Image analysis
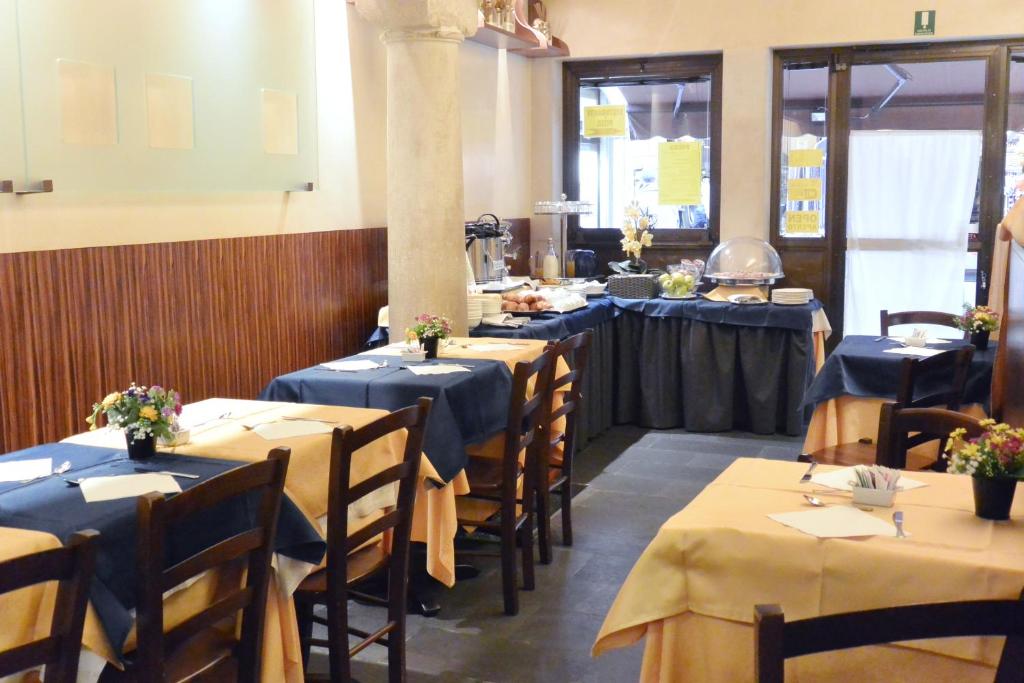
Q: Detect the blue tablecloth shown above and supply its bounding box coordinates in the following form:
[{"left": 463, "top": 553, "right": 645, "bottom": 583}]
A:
[
  {"left": 803, "top": 335, "right": 996, "bottom": 408},
  {"left": 259, "top": 357, "right": 512, "bottom": 482},
  {"left": 608, "top": 296, "right": 823, "bottom": 331},
  {"left": 0, "top": 443, "right": 324, "bottom": 658}
]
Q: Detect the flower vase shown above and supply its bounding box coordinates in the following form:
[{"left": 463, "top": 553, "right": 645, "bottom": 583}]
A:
[
  {"left": 125, "top": 430, "right": 156, "bottom": 460},
  {"left": 970, "top": 330, "right": 990, "bottom": 351},
  {"left": 972, "top": 476, "right": 1017, "bottom": 520},
  {"left": 421, "top": 335, "right": 440, "bottom": 359}
]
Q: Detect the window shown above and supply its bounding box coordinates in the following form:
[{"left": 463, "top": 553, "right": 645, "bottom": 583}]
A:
[
  {"left": 776, "top": 61, "right": 829, "bottom": 239},
  {"left": 564, "top": 55, "right": 722, "bottom": 251}
]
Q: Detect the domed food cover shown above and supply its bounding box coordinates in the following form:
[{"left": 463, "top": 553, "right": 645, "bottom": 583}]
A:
[{"left": 703, "top": 237, "right": 784, "bottom": 285}]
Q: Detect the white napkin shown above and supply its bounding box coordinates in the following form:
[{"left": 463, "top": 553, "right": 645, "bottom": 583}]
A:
[
  {"left": 811, "top": 466, "right": 927, "bottom": 492},
  {"left": 768, "top": 506, "right": 902, "bottom": 538},
  {"left": 321, "top": 359, "right": 385, "bottom": 372},
  {"left": 462, "top": 343, "right": 524, "bottom": 352},
  {"left": 883, "top": 346, "right": 944, "bottom": 358},
  {"left": 80, "top": 473, "right": 181, "bottom": 503},
  {"left": 250, "top": 420, "right": 333, "bottom": 440},
  {"left": 405, "top": 364, "right": 472, "bottom": 376},
  {"left": 0, "top": 458, "right": 52, "bottom": 482},
  {"left": 481, "top": 313, "right": 523, "bottom": 327}
]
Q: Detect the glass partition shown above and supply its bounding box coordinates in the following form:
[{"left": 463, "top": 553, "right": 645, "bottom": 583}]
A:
[{"left": 777, "top": 62, "right": 828, "bottom": 239}]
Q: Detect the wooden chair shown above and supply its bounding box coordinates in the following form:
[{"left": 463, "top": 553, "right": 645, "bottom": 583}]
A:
[
  {"left": 875, "top": 403, "right": 986, "bottom": 470},
  {"left": 0, "top": 530, "right": 98, "bottom": 683},
  {"left": 294, "top": 397, "right": 431, "bottom": 683},
  {"left": 536, "top": 330, "right": 592, "bottom": 565},
  {"left": 806, "top": 347, "right": 974, "bottom": 468},
  {"left": 880, "top": 309, "right": 967, "bottom": 340},
  {"left": 993, "top": 205, "right": 1024, "bottom": 425},
  {"left": 104, "top": 448, "right": 290, "bottom": 683},
  {"left": 754, "top": 590, "right": 1024, "bottom": 683},
  {"left": 456, "top": 349, "right": 556, "bottom": 615}
]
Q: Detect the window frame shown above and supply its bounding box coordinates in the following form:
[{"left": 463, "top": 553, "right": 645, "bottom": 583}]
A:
[{"left": 562, "top": 54, "right": 723, "bottom": 251}]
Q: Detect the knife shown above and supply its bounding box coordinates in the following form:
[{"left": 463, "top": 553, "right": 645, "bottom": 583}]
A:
[{"left": 134, "top": 468, "right": 201, "bottom": 479}]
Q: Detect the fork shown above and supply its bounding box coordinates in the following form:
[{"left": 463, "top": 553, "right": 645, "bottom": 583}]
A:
[
  {"left": 799, "top": 459, "right": 817, "bottom": 483},
  {"left": 892, "top": 510, "right": 906, "bottom": 538}
]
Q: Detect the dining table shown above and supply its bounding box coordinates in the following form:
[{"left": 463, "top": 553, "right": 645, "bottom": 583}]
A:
[
  {"left": 801, "top": 335, "right": 996, "bottom": 455},
  {"left": 593, "top": 457, "right": 1024, "bottom": 682}
]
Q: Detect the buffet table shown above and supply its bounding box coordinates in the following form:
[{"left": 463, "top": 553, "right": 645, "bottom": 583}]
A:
[
  {"left": 610, "top": 297, "right": 829, "bottom": 435},
  {"left": 594, "top": 457, "right": 1023, "bottom": 682},
  {"left": 802, "top": 336, "right": 996, "bottom": 454},
  {"left": 366, "top": 296, "right": 827, "bottom": 438}
]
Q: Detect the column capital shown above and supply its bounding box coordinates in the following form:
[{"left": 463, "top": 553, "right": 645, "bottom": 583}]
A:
[{"left": 354, "top": 0, "right": 479, "bottom": 43}]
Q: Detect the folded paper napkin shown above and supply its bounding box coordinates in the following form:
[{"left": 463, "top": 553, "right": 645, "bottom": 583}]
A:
[
  {"left": 888, "top": 336, "right": 950, "bottom": 345},
  {"left": 811, "top": 466, "right": 926, "bottom": 492},
  {"left": 321, "top": 359, "right": 385, "bottom": 372},
  {"left": 462, "top": 343, "right": 525, "bottom": 352},
  {"left": 250, "top": 420, "right": 333, "bottom": 440},
  {"left": 768, "top": 506, "right": 903, "bottom": 538},
  {"left": 0, "top": 458, "right": 51, "bottom": 482},
  {"left": 405, "top": 364, "right": 472, "bottom": 376},
  {"left": 80, "top": 473, "right": 181, "bottom": 503},
  {"left": 882, "top": 346, "right": 944, "bottom": 358},
  {"left": 481, "top": 313, "right": 523, "bottom": 327}
]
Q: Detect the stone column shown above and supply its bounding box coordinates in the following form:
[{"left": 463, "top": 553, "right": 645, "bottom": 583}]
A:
[{"left": 355, "top": 0, "right": 478, "bottom": 337}]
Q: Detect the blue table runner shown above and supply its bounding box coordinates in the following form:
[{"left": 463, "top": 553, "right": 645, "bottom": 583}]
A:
[{"left": 0, "top": 443, "right": 325, "bottom": 658}]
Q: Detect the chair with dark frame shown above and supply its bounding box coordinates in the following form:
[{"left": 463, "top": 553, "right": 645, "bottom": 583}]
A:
[
  {"left": 880, "top": 309, "right": 968, "bottom": 340},
  {"left": 294, "top": 397, "right": 431, "bottom": 683},
  {"left": 101, "top": 448, "right": 290, "bottom": 683},
  {"left": 536, "top": 330, "right": 592, "bottom": 565},
  {"left": 455, "top": 349, "right": 556, "bottom": 616},
  {"left": 803, "top": 347, "right": 974, "bottom": 468},
  {"left": 754, "top": 590, "right": 1024, "bottom": 683},
  {"left": 875, "top": 403, "right": 986, "bottom": 470},
  {"left": 0, "top": 530, "right": 98, "bottom": 683}
]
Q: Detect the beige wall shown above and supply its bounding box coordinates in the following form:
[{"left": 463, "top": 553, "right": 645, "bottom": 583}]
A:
[
  {"left": 536, "top": 0, "right": 1024, "bottom": 242},
  {"left": 0, "top": 1, "right": 533, "bottom": 253}
]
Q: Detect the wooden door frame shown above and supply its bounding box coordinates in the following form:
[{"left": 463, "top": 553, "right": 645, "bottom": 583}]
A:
[{"left": 770, "top": 38, "right": 1023, "bottom": 341}]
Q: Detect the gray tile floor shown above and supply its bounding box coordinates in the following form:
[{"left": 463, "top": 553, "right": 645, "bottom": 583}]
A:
[{"left": 308, "top": 426, "right": 804, "bottom": 682}]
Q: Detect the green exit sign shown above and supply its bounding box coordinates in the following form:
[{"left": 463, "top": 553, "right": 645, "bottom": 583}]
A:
[{"left": 914, "top": 10, "right": 936, "bottom": 35}]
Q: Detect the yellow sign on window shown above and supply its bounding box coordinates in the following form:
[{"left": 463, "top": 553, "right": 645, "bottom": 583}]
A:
[
  {"left": 787, "top": 178, "right": 822, "bottom": 203},
  {"left": 658, "top": 140, "right": 703, "bottom": 206},
  {"left": 583, "top": 105, "right": 627, "bottom": 138},
  {"left": 789, "top": 148, "right": 824, "bottom": 168},
  {"left": 785, "top": 210, "right": 821, "bottom": 234}
]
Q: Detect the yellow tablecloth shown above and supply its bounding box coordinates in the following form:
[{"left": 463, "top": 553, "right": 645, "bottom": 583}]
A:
[{"left": 594, "top": 458, "right": 1024, "bottom": 682}]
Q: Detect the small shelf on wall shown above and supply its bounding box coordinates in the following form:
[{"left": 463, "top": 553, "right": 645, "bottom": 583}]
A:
[
  {"left": 469, "top": 22, "right": 538, "bottom": 51},
  {"left": 510, "top": 35, "right": 569, "bottom": 58}
]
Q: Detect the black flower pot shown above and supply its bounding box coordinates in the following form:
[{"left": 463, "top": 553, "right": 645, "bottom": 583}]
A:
[
  {"left": 970, "top": 330, "right": 990, "bottom": 351},
  {"left": 972, "top": 476, "right": 1017, "bottom": 520},
  {"left": 125, "top": 430, "right": 156, "bottom": 460},
  {"left": 421, "top": 335, "right": 440, "bottom": 359}
]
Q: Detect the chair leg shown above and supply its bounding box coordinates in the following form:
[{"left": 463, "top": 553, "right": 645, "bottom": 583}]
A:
[
  {"left": 521, "top": 517, "right": 535, "bottom": 592},
  {"left": 560, "top": 482, "right": 573, "bottom": 547},
  {"left": 388, "top": 619, "right": 405, "bottom": 683},
  {"left": 328, "top": 590, "right": 351, "bottom": 683},
  {"left": 500, "top": 518, "right": 519, "bottom": 616},
  {"left": 537, "top": 484, "right": 552, "bottom": 565},
  {"left": 295, "top": 597, "right": 314, "bottom": 670}
]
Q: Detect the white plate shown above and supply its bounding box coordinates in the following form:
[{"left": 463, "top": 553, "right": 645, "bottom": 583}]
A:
[
  {"left": 771, "top": 300, "right": 810, "bottom": 306},
  {"left": 728, "top": 294, "right": 768, "bottom": 305}
]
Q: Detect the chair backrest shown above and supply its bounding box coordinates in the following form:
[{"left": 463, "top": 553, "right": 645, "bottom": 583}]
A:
[
  {"left": 326, "top": 396, "right": 430, "bottom": 616},
  {"left": 0, "top": 530, "right": 98, "bottom": 683},
  {"left": 895, "top": 346, "right": 974, "bottom": 410},
  {"left": 543, "top": 331, "right": 594, "bottom": 478},
  {"left": 875, "top": 404, "right": 985, "bottom": 470},
  {"left": 880, "top": 309, "right": 966, "bottom": 339},
  {"left": 754, "top": 591, "right": 1024, "bottom": 683},
  {"left": 134, "top": 448, "right": 290, "bottom": 682},
  {"left": 502, "top": 350, "right": 557, "bottom": 500},
  {"left": 993, "top": 212, "right": 1024, "bottom": 425}
]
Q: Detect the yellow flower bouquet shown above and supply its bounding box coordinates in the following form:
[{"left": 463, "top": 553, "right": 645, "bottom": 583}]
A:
[
  {"left": 610, "top": 200, "right": 657, "bottom": 274},
  {"left": 87, "top": 383, "right": 182, "bottom": 458}
]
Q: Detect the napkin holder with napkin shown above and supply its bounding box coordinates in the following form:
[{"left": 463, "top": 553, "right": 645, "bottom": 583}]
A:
[
  {"left": 904, "top": 328, "right": 929, "bottom": 347},
  {"left": 400, "top": 349, "right": 426, "bottom": 363},
  {"left": 850, "top": 465, "right": 900, "bottom": 507}
]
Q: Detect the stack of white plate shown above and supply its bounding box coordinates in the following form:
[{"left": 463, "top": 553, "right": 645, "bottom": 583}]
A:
[
  {"left": 467, "top": 298, "right": 483, "bottom": 329},
  {"left": 468, "top": 293, "right": 502, "bottom": 317},
  {"left": 771, "top": 288, "right": 813, "bottom": 305}
]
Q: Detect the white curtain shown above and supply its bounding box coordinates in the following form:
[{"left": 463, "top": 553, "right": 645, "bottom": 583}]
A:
[{"left": 844, "top": 130, "right": 982, "bottom": 337}]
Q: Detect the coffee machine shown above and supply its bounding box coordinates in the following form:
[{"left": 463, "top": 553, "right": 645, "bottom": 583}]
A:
[{"left": 465, "top": 214, "right": 512, "bottom": 284}]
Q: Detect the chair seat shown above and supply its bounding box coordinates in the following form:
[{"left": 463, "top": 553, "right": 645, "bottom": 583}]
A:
[
  {"left": 811, "top": 442, "right": 941, "bottom": 470},
  {"left": 465, "top": 455, "right": 522, "bottom": 494},
  {"left": 295, "top": 542, "right": 389, "bottom": 594}
]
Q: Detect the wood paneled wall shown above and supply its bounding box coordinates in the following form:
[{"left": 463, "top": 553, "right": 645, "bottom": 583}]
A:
[{"left": 0, "top": 228, "right": 387, "bottom": 452}]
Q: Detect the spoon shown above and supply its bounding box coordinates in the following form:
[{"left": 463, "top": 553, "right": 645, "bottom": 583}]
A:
[{"left": 804, "top": 494, "right": 873, "bottom": 511}]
